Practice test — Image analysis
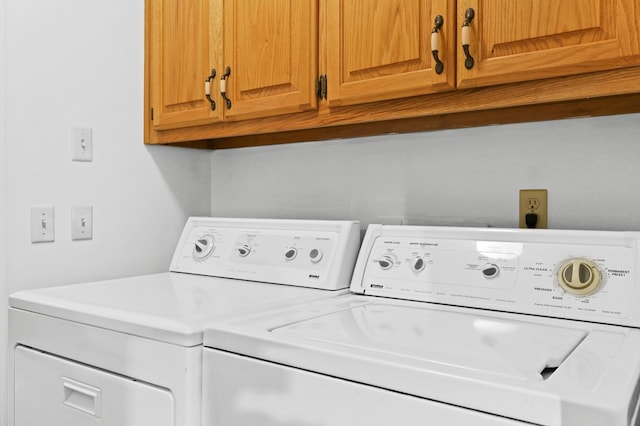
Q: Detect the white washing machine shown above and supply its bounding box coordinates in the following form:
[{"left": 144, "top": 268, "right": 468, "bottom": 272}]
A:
[
  {"left": 8, "top": 217, "right": 360, "bottom": 426},
  {"left": 203, "top": 224, "right": 640, "bottom": 426}
]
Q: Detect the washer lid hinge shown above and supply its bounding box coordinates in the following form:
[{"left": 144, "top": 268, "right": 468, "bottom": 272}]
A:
[{"left": 316, "top": 74, "right": 327, "bottom": 100}]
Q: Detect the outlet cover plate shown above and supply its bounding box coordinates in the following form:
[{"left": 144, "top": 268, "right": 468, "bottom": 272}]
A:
[{"left": 519, "top": 189, "right": 548, "bottom": 229}]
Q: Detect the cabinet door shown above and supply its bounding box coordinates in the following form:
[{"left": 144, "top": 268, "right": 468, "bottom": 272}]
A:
[
  {"left": 457, "top": 0, "right": 640, "bottom": 88},
  {"left": 221, "top": 0, "right": 318, "bottom": 121},
  {"left": 148, "top": 0, "right": 222, "bottom": 130},
  {"left": 325, "top": 0, "right": 456, "bottom": 107}
]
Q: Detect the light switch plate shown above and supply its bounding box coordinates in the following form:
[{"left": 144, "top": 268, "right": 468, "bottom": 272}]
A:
[
  {"left": 31, "top": 206, "right": 55, "bottom": 243},
  {"left": 71, "top": 127, "right": 93, "bottom": 162},
  {"left": 71, "top": 206, "right": 93, "bottom": 240}
]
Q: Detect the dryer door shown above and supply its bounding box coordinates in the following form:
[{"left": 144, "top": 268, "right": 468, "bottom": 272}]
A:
[{"left": 14, "top": 346, "right": 173, "bottom": 426}]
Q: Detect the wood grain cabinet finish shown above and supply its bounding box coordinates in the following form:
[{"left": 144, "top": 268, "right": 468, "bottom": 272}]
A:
[
  {"left": 147, "top": 0, "right": 221, "bottom": 130},
  {"left": 457, "top": 0, "right": 640, "bottom": 88},
  {"left": 325, "top": 0, "right": 456, "bottom": 107},
  {"left": 147, "top": 0, "right": 317, "bottom": 131},
  {"left": 144, "top": 0, "right": 640, "bottom": 148},
  {"left": 222, "top": 0, "right": 318, "bottom": 121}
]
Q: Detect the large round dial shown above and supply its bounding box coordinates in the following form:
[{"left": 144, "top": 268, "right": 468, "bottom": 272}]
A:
[
  {"left": 557, "top": 258, "right": 602, "bottom": 296},
  {"left": 193, "top": 235, "right": 215, "bottom": 261}
]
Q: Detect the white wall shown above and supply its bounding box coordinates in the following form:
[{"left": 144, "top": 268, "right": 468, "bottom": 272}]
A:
[
  {"left": 1, "top": 1, "right": 212, "bottom": 424},
  {"left": 211, "top": 113, "right": 640, "bottom": 231},
  {"left": 0, "top": 0, "right": 7, "bottom": 421}
]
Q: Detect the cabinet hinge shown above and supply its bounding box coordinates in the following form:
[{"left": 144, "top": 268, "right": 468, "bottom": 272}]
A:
[
  {"left": 150, "top": 108, "right": 154, "bottom": 121},
  {"left": 316, "top": 75, "right": 327, "bottom": 100}
]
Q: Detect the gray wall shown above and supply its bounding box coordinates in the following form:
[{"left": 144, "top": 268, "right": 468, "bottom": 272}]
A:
[{"left": 212, "top": 113, "right": 640, "bottom": 231}]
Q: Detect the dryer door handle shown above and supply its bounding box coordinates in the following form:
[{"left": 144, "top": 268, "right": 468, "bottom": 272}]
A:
[{"left": 62, "top": 377, "right": 102, "bottom": 418}]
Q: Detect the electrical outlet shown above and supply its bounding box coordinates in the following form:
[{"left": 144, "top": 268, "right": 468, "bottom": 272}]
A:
[{"left": 519, "top": 189, "right": 548, "bottom": 229}]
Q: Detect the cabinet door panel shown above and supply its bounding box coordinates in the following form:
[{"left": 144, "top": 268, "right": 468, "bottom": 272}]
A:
[
  {"left": 326, "top": 0, "right": 456, "bottom": 107},
  {"left": 458, "top": 0, "right": 640, "bottom": 88},
  {"left": 222, "top": 0, "right": 318, "bottom": 121},
  {"left": 148, "top": 0, "right": 222, "bottom": 130}
]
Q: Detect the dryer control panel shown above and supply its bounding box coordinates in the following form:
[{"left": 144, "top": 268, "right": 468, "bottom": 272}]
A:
[
  {"left": 352, "top": 225, "right": 640, "bottom": 327},
  {"left": 170, "top": 217, "right": 361, "bottom": 290}
]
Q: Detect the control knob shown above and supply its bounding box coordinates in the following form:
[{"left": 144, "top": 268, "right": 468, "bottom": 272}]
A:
[
  {"left": 378, "top": 254, "right": 396, "bottom": 270},
  {"left": 309, "top": 248, "right": 323, "bottom": 263},
  {"left": 284, "top": 247, "right": 298, "bottom": 261},
  {"left": 193, "top": 235, "right": 215, "bottom": 261},
  {"left": 411, "top": 256, "right": 426, "bottom": 273},
  {"left": 557, "top": 258, "right": 602, "bottom": 296},
  {"left": 237, "top": 244, "right": 251, "bottom": 257},
  {"left": 481, "top": 264, "right": 500, "bottom": 279}
]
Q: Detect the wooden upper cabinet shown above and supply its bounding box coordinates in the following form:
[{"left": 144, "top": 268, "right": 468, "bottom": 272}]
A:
[
  {"left": 457, "top": 0, "right": 640, "bottom": 88},
  {"left": 221, "top": 0, "right": 318, "bottom": 121},
  {"left": 147, "top": 0, "right": 317, "bottom": 131},
  {"left": 325, "top": 0, "right": 457, "bottom": 107},
  {"left": 148, "top": 0, "right": 222, "bottom": 131}
]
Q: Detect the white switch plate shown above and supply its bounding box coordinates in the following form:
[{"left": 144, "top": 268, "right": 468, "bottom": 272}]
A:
[
  {"left": 31, "top": 206, "right": 55, "bottom": 243},
  {"left": 71, "top": 127, "right": 93, "bottom": 162},
  {"left": 71, "top": 206, "right": 93, "bottom": 240}
]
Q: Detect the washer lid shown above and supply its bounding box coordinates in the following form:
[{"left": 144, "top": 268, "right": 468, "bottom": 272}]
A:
[
  {"left": 206, "top": 295, "right": 640, "bottom": 426},
  {"left": 272, "top": 303, "right": 586, "bottom": 381},
  {"left": 10, "top": 272, "right": 338, "bottom": 347}
]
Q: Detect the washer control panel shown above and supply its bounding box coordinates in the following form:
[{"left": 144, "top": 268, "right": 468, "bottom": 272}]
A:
[
  {"left": 352, "top": 225, "right": 640, "bottom": 327},
  {"left": 170, "top": 217, "right": 361, "bottom": 290}
]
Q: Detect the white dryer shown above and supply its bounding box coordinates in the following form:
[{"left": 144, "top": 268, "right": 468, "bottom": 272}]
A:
[
  {"left": 203, "top": 224, "right": 640, "bottom": 426},
  {"left": 8, "top": 217, "right": 360, "bottom": 426}
]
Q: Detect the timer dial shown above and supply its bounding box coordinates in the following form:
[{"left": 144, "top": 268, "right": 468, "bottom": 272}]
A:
[
  {"left": 193, "top": 235, "right": 215, "bottom": 261},
  {"left": 557, "top": 258, "right": 602, "bottom": 296}
]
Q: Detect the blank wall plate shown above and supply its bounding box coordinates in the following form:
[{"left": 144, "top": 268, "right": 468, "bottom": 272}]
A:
[
  {"left": 71, "top": 127, "right": 93, "bottom": 162},
  {"left": 71, "top": 206, "right": 93, "bottom": 240},
  {"left": 31, "top": 206, "right": 55, "bottom": 243}
]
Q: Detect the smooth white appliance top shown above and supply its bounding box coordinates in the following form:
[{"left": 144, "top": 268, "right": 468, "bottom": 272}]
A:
[
  {"left": 204, "top": 225, "right": 640, "bottom": 426},
  {"left": 9, "top": 217, "right": 361, "bottom": 346},
  {"left": 10, "top": 272, "right": 345, "bottom": 347}
]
